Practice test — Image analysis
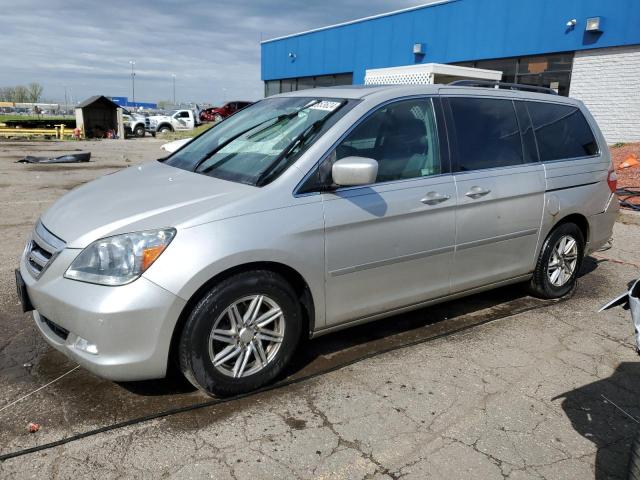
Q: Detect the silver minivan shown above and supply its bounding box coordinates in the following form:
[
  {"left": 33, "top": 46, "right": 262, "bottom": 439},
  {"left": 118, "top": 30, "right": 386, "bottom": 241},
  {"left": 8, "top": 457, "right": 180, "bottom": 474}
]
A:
[{"left": 17, "top": 83, "right": 618, "bottom": 396}]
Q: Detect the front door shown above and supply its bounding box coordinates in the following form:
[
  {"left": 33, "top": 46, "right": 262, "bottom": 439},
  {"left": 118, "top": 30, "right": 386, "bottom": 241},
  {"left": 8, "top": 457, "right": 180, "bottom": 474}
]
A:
[
  {"left": 322, "top": 97, "right": 456, "bottom": 326},
  {"left": 442, "top": 95, "right": 545, "bottom": 292}
]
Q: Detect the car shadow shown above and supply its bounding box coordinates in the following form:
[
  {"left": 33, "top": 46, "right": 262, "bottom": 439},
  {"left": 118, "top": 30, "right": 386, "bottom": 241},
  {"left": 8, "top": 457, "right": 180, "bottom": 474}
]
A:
[
  {"left": 553, "top": 361, "right": 640, "bottom": 479},
  {"left": 120, "top": 256, "right": 600, "bottom": 397}
]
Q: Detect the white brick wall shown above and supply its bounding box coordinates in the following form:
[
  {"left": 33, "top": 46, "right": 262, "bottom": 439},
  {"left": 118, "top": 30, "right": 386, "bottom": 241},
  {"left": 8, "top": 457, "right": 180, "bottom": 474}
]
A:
[{"left": 570, "top": 45, "right": 640, "bottom": 144}]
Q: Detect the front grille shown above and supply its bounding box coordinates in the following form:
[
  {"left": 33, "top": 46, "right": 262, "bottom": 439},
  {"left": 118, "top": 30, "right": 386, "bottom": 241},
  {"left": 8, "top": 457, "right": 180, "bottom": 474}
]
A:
[
  {"left": 145, "top": 118, "right": 150, "bottom": 127},
  {"left": 25, "top": 221, "right": 66, "bottom": 279},
  {"left": 41, "top": 315, "right": 69, "bottom": 341}
]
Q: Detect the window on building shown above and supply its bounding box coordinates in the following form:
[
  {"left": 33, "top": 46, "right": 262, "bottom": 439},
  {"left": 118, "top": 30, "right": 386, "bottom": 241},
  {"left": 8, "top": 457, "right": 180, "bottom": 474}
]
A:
[
  {"left": 450, "top": 52, "right": 574, "bottom": 96},
  {"left": 297, "top": 76, "right": 315, "bottom": 90},
  {"left": 265, "top": 80, "right": 280, "bottom": 97},
  {"left": 526, "top": 101, "right": 598, "bottom": 161},
  {"left": 264, "top": 73, "right": 353, "bottom": 97},
  {"left": 448, "top": 97, "right": 525, "bottom": 171},
  {"left": 332, "top": 98, "right": 441, "bottom": 183},
  {"left": 280, "top": 78, "right": 296, "bottom": 93},
  {"left": 475, "top": 58, "right": 518, "bottom": 84}
]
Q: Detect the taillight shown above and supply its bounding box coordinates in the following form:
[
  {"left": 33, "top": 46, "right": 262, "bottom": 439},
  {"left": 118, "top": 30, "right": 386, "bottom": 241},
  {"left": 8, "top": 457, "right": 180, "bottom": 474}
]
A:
[{"left": 607, "top": 167, "right": 618, "bottom": 193}]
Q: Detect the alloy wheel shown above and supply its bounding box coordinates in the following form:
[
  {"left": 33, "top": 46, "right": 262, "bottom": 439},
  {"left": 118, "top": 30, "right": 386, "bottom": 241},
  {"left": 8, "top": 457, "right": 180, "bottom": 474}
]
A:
[
  {"left": 208, "top": 295, "right": 285, "bottom": 378},
  {"left": 547, "top": 235, "right": 579, "bottom": 287}
]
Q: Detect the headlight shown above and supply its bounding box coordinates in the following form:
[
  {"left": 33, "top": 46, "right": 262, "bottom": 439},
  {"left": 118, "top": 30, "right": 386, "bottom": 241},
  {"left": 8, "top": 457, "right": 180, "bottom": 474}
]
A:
[{"left": 65, "top": 229, "right": 176, "bottom": 286}]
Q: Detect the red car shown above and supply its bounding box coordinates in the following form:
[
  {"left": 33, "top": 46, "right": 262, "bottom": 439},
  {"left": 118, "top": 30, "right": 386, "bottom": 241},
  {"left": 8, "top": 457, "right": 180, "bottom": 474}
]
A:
[{"left": 199, "top": 101, "right": 253, "bottom": 123}]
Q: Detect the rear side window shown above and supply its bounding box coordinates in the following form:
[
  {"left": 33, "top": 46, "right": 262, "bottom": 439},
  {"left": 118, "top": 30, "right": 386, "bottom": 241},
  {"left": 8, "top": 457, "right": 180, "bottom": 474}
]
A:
[
  {"left": 526, "top": 102, "right": 598, "bottom": 161},
  {"left": 448, "top": 97, "right": 525, "bottom": 171}
]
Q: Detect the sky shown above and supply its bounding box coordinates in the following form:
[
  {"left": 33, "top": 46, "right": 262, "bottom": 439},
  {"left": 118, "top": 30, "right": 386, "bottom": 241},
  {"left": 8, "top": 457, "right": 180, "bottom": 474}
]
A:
[{"left": 1, "top": 1, "right": 430, "bottom": 106}]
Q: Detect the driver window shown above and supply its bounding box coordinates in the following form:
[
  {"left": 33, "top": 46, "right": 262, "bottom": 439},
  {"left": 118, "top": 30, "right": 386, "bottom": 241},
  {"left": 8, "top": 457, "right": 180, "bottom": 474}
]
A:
[{"left": 332, "top": 98, "right": 440, "bottom": 183}]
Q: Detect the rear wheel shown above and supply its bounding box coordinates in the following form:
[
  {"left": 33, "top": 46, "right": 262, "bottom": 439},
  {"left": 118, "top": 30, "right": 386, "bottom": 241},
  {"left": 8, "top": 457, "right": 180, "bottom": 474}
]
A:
[
  {"left": 179, "top": 271, "right": 302, "bottom": 397},
  {"left": 528, "top": 223, "right": 585, "bottom": 299}
]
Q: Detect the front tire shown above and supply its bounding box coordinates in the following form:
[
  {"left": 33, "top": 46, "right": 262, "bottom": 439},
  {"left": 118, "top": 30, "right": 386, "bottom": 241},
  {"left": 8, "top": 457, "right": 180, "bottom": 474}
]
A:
[
  {"left": 179, "top": 271, "right": 302, "bottom": 397},
  {"left": 134, "top": 125, "right": 145, "bottom": 137},
  {"left": 528, "top": 223, "right": 585, "bottom": 299},
  {"left": 158, "top": 126, "right": 172, "bottom": 134}
]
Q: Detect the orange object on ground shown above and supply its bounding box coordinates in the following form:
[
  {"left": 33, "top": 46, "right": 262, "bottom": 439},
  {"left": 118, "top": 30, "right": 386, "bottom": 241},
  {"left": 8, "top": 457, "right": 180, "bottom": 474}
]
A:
[{"left": 620, "top": 153, "right": 640, "bottom": 169}]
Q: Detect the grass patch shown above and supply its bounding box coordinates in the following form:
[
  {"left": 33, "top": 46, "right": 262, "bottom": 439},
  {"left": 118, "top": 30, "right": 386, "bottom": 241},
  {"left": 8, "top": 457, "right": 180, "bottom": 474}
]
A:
[
  {"left": 611, "top": 142, "right": 627, "bottom": 148},
  {"left": 158, "top": 123, "right": 214, "bottom": 141},
  {"left": 0, "top": 115, "right": 73, "bottom": 122}
]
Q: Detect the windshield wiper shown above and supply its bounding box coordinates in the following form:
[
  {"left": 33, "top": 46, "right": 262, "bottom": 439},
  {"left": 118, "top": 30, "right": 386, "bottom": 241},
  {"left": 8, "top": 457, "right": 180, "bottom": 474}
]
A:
[
  {"left": 192, "top": 100, "right": 322, "bottom": 174},
  {"left": 255, "top": 99, "right": 347, "bottom": 186}
]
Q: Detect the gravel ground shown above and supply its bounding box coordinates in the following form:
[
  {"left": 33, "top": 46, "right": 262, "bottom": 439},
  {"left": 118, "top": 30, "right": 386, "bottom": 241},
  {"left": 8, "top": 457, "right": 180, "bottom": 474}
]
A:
[{"left": 1, "top": 139, "right": 639, "bottom": 479}]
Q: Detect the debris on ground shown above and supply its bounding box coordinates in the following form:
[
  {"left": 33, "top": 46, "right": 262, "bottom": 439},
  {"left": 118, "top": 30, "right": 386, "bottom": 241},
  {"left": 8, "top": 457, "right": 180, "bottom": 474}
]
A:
[
  {"left": 612, "top": 143, "right": 640, "bottom": 208},
  {"left": 27, "top": 422, "right": 40, "bottom": 433},
  {"left": 16, "top": 152, "right": 91, "bottom": 164}
]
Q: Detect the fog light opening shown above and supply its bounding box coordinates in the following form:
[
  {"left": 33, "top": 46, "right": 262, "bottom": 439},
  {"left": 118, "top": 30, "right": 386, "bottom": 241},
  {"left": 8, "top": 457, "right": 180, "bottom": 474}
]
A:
[{"left": 74, "top": 337, "right": 98, "bottom": 355}]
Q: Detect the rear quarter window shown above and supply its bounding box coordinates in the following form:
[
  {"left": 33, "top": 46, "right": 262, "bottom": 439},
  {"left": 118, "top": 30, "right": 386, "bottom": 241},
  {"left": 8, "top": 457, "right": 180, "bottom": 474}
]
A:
[{"left": 526, "top": 101, "right": 598, "bottom": 161}]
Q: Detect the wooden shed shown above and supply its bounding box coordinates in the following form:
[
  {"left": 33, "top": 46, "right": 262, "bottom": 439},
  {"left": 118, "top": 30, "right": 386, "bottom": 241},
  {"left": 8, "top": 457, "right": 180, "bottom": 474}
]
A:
[{"left": 75, "top": 95, "right": 124, "bottom": 139}]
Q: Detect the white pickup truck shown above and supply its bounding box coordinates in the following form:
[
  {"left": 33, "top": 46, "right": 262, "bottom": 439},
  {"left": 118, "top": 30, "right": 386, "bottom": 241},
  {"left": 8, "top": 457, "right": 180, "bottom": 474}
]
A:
[
  {"left": 123, "top": 113, "right": 146, "bottom": 137},
  {"left": 145, "top": 109, "right": 199, "bottom": 136}
]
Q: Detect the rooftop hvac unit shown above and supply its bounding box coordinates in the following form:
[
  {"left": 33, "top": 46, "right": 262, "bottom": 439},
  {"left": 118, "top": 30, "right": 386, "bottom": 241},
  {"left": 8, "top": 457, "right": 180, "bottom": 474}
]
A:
[{"left": 364, "top": 63, "right": 503, "bottom": 86}]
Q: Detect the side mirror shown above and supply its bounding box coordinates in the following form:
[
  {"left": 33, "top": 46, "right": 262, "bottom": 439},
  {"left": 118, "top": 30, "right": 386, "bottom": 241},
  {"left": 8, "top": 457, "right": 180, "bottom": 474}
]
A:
[{"left": 332, "top": 156, "right": 378, "bottom": 187}]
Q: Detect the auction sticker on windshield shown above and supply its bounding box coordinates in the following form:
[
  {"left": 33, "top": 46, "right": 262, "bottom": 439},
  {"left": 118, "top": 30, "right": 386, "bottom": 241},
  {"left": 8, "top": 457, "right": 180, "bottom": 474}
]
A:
[{"left": 309, "top": 101, "right": 342, "bottom": 112}]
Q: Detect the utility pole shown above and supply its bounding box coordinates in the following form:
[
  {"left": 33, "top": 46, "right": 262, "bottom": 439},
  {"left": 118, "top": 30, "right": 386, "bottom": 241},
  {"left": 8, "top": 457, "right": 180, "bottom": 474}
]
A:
[
  {"left": 171, "top": 74, "right": 176, "bottom": 105},
  {"left": 129, "top": 60, "right": 136, "bottom": 107}
]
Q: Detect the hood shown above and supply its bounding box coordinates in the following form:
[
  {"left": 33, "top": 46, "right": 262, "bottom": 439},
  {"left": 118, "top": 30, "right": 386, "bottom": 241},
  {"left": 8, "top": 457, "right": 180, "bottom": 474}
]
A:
[{"left": 41, "top": 161, "right": 254, "bottom": 248}]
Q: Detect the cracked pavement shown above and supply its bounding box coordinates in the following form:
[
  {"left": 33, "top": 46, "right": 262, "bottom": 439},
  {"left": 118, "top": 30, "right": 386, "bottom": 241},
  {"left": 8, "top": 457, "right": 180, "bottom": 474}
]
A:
[{"left": 1, "top": 140, "right": 640, "bottom": 479}]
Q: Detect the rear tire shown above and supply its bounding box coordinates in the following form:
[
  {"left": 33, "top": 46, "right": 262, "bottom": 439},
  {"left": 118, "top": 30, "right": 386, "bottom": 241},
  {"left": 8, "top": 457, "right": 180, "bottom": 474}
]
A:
[
  {"left": 179, "top": 271, "right": 302, "bottom": 397},
  {"left": 528, "top": 223, "right": 585, "bottom": 299}
]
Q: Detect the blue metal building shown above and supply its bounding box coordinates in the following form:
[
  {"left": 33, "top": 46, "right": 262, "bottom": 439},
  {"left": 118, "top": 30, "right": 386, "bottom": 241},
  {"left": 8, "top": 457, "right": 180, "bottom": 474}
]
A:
[{"left": 260, "top": 0, "right": 640, "bottom": 142}]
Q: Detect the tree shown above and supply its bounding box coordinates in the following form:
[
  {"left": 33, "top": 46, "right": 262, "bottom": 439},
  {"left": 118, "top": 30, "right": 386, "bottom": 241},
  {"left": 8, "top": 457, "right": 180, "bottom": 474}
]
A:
[
  {"left": 13, "top": 85, "right": 29, "bottom": 103},
  {"left": 27, "top": 82, "right": 43, "bottom": 103}
]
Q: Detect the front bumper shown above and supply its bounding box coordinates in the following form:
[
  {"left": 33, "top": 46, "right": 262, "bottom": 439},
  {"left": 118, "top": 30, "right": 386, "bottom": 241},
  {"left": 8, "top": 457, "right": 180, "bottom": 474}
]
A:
[{"left": 21, "top": 248, "right": 186, "bottom": 381}]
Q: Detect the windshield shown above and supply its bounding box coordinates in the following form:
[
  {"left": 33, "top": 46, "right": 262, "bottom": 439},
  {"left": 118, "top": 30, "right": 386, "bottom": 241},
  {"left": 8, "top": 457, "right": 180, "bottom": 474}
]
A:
[{"left": 164, "top": 97, "right": 352, "bottom": 186}]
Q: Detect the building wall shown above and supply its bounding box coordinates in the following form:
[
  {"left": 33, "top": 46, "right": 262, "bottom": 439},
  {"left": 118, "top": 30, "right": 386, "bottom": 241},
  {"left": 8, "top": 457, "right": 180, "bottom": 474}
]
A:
[
  {"left": 570, "top": 45, "right": 640, "bottom": 144},
  {"left": 262, "top": 0, "right": 640, "bottom": 83}
]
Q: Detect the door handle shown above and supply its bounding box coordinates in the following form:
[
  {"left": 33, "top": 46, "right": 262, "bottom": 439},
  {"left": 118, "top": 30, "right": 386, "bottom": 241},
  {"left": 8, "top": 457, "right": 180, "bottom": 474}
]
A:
[
  {"left": 421, "top": 191, "right": 451, "bottom": 205},
  {"left": 465, "top": 186, "right": 491, "bottom": 199}
]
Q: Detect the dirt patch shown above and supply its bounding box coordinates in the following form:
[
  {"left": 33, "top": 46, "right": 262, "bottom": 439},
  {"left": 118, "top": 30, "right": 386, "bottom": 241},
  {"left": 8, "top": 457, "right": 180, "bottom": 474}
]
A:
[{"left": 611, "top": 142, "right": 640, "bottom": 207}]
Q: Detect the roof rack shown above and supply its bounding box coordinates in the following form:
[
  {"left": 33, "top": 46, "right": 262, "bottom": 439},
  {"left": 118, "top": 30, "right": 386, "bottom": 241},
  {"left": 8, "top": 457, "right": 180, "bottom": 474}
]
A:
[{"left": 448, "top": 80, "right": 558, "bottom": 95}]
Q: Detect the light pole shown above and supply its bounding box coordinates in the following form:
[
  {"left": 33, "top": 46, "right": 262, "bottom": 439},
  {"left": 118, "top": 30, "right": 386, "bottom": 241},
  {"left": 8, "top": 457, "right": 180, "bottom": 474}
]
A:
[
  {"left": 129, "top": 60, "right": 136, "bottom": 107},
  {"left": 171, "top": 74, "right": 176, "bottom": 105}
]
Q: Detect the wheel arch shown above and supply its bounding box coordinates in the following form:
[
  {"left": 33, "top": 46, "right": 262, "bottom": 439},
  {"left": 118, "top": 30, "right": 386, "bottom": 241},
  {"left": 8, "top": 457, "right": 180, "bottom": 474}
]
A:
[
  {"left": 167, "top": 261, "right": 315, "bottom": 375},
  {"left": 553, "top": 213, "right": 589, "bottom": 243}
]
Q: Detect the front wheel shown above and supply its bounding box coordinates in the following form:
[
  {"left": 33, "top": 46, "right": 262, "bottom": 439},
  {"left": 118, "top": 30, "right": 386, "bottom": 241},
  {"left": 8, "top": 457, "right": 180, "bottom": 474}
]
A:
[
  {"left": 179, "top": 271, "right": 302, "bottom": 397},
  {"left": 528, "top": 222, "right": 585, "bottom": 299},
  {"left": 134, "top": 125, "right": 145, "bottom": 137},
  {"left": 158, "top": 126, "right": 172, "bottom": 134}
]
